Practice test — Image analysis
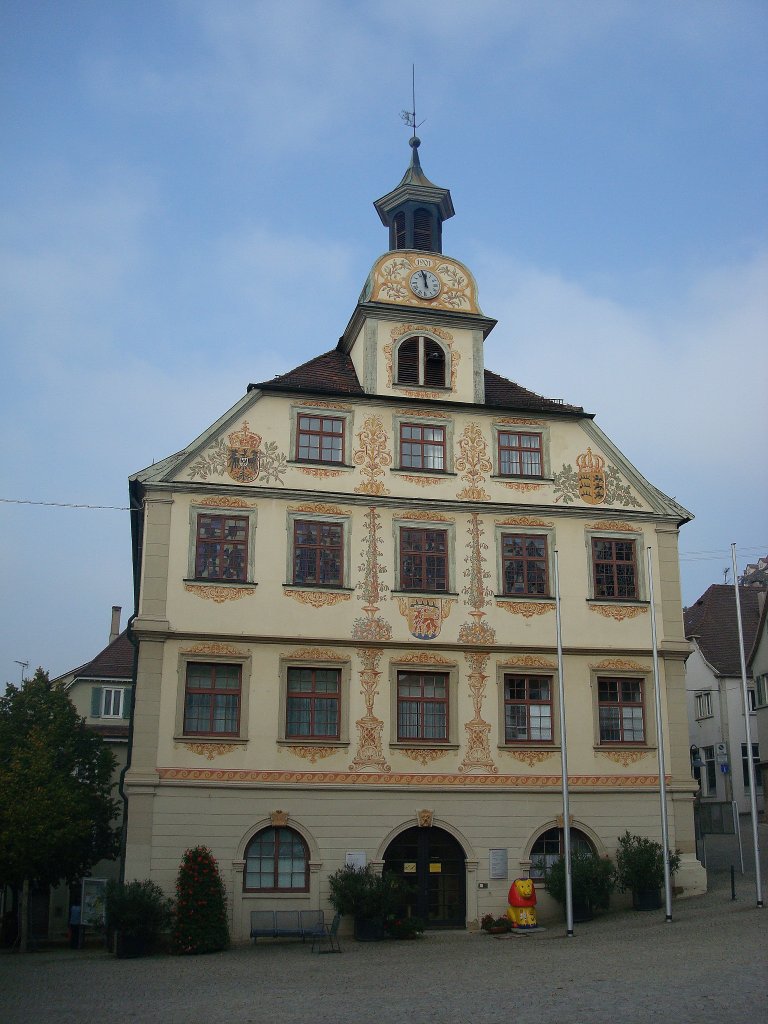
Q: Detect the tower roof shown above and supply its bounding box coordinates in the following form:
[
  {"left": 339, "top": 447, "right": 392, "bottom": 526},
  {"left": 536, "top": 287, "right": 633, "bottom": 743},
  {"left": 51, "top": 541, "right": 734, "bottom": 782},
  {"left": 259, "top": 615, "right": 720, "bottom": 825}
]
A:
[{"left": 374, "top": 137, "right": 455, "bottom": 226}]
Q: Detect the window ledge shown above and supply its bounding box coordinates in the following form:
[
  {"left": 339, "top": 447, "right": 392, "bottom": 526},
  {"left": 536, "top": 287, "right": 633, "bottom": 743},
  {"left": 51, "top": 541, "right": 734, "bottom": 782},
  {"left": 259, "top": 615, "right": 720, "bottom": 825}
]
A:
[
  {"left": 390, "top": 742, "right": 459, "bottom": 750},
  {"left": 390, "top": 590, "right": 459, "bottom": 598},
  {"left": 175, "top": 735, "right": 248, "bottom": 745},
  {"left": 586, "top": 598, "right": 649, "bottom": 606},
  {"left": 390, "top": 468, "right": 457, "bottom": 477},
  {"left": 490, "top": 475, "right": 552, "bottom": 483},
  {"left": 287, "top": 459, "right": 354, "bottom": 470},
  {"left": 184, "top": 579, "right": 257, "bottom": 588},
  {"left": 595, "top": 744, "right": 656, "bottom": 753},
  {"left": 282, "top": 584, "right": 354, "bottom": 593},
  {"left": 392, "top": 384, "right": 453, "bottom": 393},
  {"left": 277, "top": 739, "right": 349, "bottom": 748},
  {"left": 242, "top": 891, "right": 310, "bottom": 900},
  {"left": 498, "top": 744, "right": 560, "bottom": 752},
  {"left": 494, "top": 594, "right": 554, "bottom": 602}
]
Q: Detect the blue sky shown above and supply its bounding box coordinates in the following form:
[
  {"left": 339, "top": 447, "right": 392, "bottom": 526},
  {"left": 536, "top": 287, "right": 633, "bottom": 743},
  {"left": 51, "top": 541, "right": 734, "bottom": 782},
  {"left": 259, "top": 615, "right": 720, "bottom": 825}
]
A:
[{"left": 1, "top": 0, "right": 766, "bottom": 684}]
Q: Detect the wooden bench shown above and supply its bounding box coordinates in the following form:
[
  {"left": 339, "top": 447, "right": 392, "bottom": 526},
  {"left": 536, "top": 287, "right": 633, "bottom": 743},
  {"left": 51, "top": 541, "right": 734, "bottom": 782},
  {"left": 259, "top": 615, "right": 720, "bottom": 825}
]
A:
[{"left": 250, "top": 909, "right": 325, "bottom": 943}]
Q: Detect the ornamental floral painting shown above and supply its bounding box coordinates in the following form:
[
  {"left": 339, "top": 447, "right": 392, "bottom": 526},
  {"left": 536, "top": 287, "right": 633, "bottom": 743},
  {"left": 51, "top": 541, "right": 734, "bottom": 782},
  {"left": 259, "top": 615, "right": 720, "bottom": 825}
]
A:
[
  {"left": 188, "top": 421, "right": 287, "bottom": 484},
  {"left": 553, "top": 447, "right": 640, "bottom": 508}
]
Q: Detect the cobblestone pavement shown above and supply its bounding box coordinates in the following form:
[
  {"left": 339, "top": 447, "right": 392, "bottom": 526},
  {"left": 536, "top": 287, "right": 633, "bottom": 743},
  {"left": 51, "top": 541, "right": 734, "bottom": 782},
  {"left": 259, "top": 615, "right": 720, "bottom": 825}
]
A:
[{"left": 3, "top": 822, "right": 766, "bottom": 1024}]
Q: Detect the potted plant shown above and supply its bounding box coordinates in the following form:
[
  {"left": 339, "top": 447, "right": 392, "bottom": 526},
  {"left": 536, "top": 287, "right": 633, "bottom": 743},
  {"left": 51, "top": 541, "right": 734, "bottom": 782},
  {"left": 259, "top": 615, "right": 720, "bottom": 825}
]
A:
[
  {"left": 480, "top": 913, "right": 512, "bottom": 935},
  {"left": 328, "top": 865, "right": 405, "bottom": 941},
  {"left": 542, "top": 849, "right": 615, "bottom": 922},
  {"left": 385, "top": 914, "right": 425, "bottom": 939},
  {"left": 106, "top": 879, "right": 172, "bottom": 957},
  {"left": 615, "top": 831, "right": 681, "bottom": 911}
]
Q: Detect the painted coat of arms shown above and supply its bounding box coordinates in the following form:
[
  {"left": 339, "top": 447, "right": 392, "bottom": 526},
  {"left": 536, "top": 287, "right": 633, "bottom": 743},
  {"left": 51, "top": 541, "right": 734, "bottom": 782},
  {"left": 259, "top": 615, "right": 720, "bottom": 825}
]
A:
[
  {"left": 188, "top": 420, "right": 287, "bottom": 484},
  {"left": 397, "top": 597, "right": 453, "bottom": 640},
  {"left": 227, "top": 422, "right": 262, "bottom": 482},
  {"left": 576, "top": 447, "right": 606, "bottom": 505}
]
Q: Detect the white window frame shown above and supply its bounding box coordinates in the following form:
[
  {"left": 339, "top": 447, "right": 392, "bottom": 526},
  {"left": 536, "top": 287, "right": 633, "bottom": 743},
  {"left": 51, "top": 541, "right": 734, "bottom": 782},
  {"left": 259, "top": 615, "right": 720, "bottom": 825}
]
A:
[
  {"left": 695, "top": 691, "right": 713, "bottom": 720},
  {"left": 102, "top": 687, "right": 125, "bottom": 718}
]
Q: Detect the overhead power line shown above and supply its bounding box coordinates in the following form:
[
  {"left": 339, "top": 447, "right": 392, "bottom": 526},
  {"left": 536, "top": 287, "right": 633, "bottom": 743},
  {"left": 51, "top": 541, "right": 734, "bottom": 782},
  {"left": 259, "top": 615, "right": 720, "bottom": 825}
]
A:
[{"left": 0, "top": 498, "right": 131, "bottom": 511}]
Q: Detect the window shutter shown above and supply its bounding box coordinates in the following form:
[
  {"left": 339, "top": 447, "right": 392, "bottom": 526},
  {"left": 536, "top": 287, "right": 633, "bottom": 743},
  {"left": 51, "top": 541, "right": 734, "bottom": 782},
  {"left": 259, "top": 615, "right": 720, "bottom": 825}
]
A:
[
  {"left": 423, "top": 339, "right": 446, "bottom": 387},
  {"left": 90, "top": 687, "right": 102, "bottom": 718},
  {"left": 123, "top": 689, "right": 131, "bottom": 720},
  {"left": 396, "top": 338, "right": 419, "bottom": 384}
]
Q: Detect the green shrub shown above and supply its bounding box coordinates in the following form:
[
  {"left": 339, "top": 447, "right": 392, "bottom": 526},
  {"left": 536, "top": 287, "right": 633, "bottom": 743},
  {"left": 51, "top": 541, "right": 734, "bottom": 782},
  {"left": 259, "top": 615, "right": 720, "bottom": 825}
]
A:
[
  {"left": 172, "top": 845, "right": 229, "bottom": 954},
  {"left": 105, "top": 879, "right": 171, "bottom": 946},
  {"left": 385, "top": 914, "right": 425, "bottom": 939},
  {"left": 327, "top": 864, "right": 405, "bottom": 920},
  {"left": 543, "top": 849, "right": 615, "bottom": 912},
  {"left": 615, "top": 831, "right": 681, "bottom": 892}
]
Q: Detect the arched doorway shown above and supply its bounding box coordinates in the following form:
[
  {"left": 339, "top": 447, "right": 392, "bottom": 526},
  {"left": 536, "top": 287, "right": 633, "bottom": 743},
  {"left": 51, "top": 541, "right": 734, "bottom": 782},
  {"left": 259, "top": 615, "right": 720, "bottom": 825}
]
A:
[{"left": 383, "top": 826, "right": 466, "bottom": 928}]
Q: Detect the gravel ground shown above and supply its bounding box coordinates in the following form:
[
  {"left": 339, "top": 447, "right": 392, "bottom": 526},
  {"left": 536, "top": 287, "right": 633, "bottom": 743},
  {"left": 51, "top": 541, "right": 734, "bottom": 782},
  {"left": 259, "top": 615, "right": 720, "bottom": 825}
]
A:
[{"left": 3, "top": 823, "right": 766, "bottom": 1024}]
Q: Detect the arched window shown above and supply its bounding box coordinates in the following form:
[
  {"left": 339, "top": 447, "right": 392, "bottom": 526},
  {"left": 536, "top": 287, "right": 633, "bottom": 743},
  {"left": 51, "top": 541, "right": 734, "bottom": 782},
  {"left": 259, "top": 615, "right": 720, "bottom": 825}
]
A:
[
  {"left": 244, "top": 827, "right": 309, "bottom": 892},
  {"left": 413, "top": 208, "right": 433, "bottom": 250},
  {"left": 529, "top": 827, "right": 595, "bottom": 879},
  {"left": 394, "top": 212, "right": 406, "bottom": 250},
  {"left": 396, "top": 336, "right": 447, "bottom": 388}
]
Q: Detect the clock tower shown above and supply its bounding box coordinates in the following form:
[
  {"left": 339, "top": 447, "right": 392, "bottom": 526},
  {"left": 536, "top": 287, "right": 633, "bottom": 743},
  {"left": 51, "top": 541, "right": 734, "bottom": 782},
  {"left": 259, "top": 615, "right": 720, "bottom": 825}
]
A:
[{"left": 373, "top": 135, "right": 454, "bottom": 253}]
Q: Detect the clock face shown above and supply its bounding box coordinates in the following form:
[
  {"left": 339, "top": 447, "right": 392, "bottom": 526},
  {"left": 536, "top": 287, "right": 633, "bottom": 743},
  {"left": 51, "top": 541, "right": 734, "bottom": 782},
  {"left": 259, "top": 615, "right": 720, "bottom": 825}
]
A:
[{"left": 409, "top": 269, "right": 441, "bottom": 300}]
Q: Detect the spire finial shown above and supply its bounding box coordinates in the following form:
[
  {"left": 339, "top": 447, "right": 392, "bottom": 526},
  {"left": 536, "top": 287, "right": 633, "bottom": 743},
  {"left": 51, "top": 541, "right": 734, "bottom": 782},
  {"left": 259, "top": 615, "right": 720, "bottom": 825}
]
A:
[{"left": 400, "top": 64, "right": 425, "bottom": 141}]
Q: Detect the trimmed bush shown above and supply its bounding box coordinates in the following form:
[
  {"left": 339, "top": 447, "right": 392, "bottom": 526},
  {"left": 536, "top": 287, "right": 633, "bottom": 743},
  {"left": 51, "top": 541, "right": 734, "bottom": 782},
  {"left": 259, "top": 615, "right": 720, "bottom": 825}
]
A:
[{"left": 172, "top": 845, "right": 229, "bottom": 954}]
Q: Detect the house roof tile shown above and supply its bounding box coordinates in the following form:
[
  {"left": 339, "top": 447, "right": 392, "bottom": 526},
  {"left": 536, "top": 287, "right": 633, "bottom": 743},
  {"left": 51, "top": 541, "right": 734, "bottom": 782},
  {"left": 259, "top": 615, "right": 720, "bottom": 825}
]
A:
[
  {"left": 75, "top": 630, "right": 134, "bottom": 681},
  {"left": 684, "top": 584, "right": 767, "bottom": 677},
  {"left": 250, "top": 352, "right": 583, "bottom": 414}
]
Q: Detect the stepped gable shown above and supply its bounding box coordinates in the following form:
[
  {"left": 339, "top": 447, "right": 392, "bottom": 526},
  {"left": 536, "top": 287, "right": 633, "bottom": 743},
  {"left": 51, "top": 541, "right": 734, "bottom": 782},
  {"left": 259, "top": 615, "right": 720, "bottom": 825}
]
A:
[
  {"left": 76, "top": 630, "right": 134, "bottom": 680},
  {"left": 249, "top": 350, "right": 364, "bottom": 396},
  {"left": 684, "top": 584, "right": 766, "bottom": 676},
  {"left": 483, "top": 369, "right": 583, "bottom": 414}
]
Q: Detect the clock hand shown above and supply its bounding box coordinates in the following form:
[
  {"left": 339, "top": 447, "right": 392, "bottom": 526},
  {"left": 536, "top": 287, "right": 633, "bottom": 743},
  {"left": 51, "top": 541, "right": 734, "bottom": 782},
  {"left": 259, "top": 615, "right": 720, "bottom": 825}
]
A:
[{"left": 422, "top": 271, "right": 428, "bottom": 288}]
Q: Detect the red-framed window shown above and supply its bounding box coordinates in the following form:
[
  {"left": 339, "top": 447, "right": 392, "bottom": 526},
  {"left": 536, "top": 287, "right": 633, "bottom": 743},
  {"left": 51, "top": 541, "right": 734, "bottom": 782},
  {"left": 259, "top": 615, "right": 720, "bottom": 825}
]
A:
[
  {"left": 293, "top": 520, "right": 343, "bottom": 587},
  {"left": 296, "top": 414, "right": 344, "bottom": 463},
  {"left": 504, "top": 675, "right": 553, "bottom": 743},
  {"left": 194, "top": 514, "right": 248, "bottom": 581},
  {"left": 498, "top": 431, "right": 543, "bottom": 477},
  {"left": 399, "top": 422, "right": 446, "bottom": 470},
  {"left": 396, "top": 338, "right": 447, "bottom": 388},
  {"left": 244, "top": 827, "right": 309, "bottom": 892},
  {"left": 286, "top": 667, "right": 341, "bottom": 739},
  {"left": 501, "top": 534, "right": 549, "bottom": 595},
  {"left": 183, "top": 663, "right": 241, "bottom": 736},
  {"left": 598, "top": 677, "right": 645, "bottom": 743},
  {"left": 397, "top": 671, "right": 449, "bottom": 742},
  {"left": 399, "top": 527, "right": 448, "bottom": 592},
  {"left": 592, "top": 538, "right": 637, "bottom": 600}
]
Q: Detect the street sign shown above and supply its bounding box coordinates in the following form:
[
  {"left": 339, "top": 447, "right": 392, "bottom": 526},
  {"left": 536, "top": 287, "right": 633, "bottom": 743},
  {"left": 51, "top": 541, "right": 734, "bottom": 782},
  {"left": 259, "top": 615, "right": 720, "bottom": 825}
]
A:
[{"left": 720, "top": 763, "right": 730, "bottom": 774}]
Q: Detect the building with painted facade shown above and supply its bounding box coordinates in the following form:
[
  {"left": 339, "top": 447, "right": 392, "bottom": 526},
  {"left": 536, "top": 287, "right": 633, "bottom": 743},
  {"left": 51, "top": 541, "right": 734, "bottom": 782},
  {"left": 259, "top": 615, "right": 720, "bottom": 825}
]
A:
[{"left": 123, "top": 139, "right": 706, "bottom": 936}]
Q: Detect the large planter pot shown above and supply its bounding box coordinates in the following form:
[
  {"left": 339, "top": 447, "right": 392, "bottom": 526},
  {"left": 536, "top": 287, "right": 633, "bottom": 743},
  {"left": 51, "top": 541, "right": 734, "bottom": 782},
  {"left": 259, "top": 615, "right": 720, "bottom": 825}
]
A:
[
  {"left": 354, "top": 916, "right": 386, "bottom": 941},
  {"left": 114, "top": 932, "right": 149, "bottom": 958},
  {"left": 632, "top": 888, "right": 662, "bottom": 911},
  {"left": 571, "top": 900, "right": 594, "bottom": 923}
]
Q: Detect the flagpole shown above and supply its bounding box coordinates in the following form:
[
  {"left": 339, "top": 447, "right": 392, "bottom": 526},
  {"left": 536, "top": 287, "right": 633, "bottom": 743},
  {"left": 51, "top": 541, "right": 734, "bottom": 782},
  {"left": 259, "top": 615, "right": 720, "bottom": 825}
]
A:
[
  {"left": 647, "top": 546, "right": 673, "bottom": 922},
  {"left": 554, "top": 549, "right": 574, "bottom": 936},
  {"left": 730, "top": 543, "right": 764, "bottom": 909}
]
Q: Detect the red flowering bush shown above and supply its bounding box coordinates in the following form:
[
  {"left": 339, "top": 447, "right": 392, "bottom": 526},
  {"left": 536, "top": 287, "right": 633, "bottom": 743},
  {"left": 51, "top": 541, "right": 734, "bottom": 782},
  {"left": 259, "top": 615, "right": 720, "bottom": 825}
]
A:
[{"left": 172, "top": 845, "right": 229, "bottom": 954}]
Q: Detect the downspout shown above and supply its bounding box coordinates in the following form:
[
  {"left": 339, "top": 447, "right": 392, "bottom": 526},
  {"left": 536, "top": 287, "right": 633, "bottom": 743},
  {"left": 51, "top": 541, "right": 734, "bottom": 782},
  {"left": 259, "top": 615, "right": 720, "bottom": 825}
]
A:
[{"left": 118, "top": 479, "right": 145, "bottom": 883}]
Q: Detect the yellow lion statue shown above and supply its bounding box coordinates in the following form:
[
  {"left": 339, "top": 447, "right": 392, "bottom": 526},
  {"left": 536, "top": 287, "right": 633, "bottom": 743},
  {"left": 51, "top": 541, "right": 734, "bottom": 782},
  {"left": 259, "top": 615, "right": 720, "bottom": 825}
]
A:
[{"left": 507, "top": 877, "right": 538, "bottom": 929}]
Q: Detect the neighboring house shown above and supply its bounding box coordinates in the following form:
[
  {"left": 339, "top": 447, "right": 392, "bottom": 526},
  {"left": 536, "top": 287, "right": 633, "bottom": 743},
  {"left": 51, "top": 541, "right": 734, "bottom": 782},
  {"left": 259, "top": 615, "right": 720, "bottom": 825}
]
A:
[
  {"left": 747, "top": 588, "right": 768, "bottom": 806},
  {"left": 123, "top": 139, "right": 705, "bottom": 938},
  {"left": 685, "top": 585, "right": 764, "bottom": 814},
  {"left": 42, "top": 607, "right": 134, "bottom": 940}
]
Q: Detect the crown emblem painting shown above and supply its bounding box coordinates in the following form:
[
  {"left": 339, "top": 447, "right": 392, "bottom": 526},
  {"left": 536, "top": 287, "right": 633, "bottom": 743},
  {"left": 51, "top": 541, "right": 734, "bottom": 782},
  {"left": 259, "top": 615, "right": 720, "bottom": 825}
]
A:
[
  {"left": 227, "top": 421, "right": 262, "bottom": 483},
  {"left": 576, "top": 447, "right": 606, "bottom": 505}
]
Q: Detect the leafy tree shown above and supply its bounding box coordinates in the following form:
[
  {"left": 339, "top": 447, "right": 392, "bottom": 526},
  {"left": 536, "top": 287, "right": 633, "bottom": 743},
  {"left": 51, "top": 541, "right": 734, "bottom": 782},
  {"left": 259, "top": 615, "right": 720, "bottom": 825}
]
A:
[
  {"left": 0, "top": 668, "right": 120, "bottom": 950},
  {"left": 172, "top": 845, "right": 229, "bottom": 954}
]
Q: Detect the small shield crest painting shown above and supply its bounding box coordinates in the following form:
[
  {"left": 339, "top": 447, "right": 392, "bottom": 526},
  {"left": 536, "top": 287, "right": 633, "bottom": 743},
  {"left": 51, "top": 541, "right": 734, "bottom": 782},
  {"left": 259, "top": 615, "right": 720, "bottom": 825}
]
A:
[
  {"left": 407, "top": 599, "right": 443, "bottom": 641},
  {"left": 226, "top": 422, "right": 262, "bottom": 483}
]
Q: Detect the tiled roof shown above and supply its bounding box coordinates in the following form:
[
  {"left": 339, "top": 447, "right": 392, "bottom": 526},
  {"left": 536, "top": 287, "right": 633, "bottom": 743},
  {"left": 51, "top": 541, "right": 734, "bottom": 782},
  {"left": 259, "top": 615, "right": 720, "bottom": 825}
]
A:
[
  {"left": 250, "top": 351, "right": 364, "bottom": 396},
  {"left": 251, "top": 352, "right": 583, "bottom": 414},
  {"left": 75, "top": 630, "right": 134, "bottom": 681},
  {"left": 483, "top": 370, "right": 583, "bottom": 414},
  {"left": 684, "top": 584, "right": 767, "bottom": 676}
]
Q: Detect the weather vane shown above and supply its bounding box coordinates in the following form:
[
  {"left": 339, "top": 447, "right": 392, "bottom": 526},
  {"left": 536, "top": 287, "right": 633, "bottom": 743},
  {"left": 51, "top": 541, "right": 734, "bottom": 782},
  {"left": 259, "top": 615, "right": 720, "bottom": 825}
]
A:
[{"left": 400, "top": 64, "right": 425, "bottom": 139}]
